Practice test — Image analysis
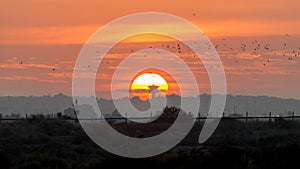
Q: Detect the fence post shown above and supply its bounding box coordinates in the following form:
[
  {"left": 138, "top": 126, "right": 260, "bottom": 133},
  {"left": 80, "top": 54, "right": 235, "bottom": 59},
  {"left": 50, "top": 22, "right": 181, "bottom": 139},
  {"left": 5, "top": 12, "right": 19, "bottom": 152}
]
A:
[
  {"left": 269, "top": 112, "right": 272, "bottom": 123},
  {"left": 246, "top": 112, "right": 248, "bottom": 124}
]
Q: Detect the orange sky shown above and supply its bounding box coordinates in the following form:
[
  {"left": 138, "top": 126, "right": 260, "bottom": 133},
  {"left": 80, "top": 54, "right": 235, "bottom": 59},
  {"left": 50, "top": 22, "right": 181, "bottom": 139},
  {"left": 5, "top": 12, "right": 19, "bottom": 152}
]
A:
[
  {"left": 1, "top": 0, "right": 300, "bottom": 44},
  {"left": 0, "top": 1, "right": 300, "bottom": 99}
]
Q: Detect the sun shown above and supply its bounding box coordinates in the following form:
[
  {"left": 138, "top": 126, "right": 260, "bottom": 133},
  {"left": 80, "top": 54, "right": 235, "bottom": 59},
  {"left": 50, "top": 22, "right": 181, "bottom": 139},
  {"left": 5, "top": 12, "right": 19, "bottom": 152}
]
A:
[{"left": 130, "top": 73, "right": 168, "bottom": 100}]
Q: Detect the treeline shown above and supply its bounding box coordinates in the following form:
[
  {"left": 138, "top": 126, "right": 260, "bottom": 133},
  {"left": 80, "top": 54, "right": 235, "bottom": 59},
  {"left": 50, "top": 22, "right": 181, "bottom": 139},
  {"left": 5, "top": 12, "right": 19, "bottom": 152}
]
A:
[{"left": 0, "top": 107, "right": 77, "bottom": 120}]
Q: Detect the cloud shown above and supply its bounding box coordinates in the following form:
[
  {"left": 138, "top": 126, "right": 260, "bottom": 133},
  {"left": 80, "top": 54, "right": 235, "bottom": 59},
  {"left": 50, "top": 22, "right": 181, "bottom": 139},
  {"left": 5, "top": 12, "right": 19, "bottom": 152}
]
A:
[
  {"left": 0, "top": 76, "right": 67, "bottom": 83},
  {"left": 236, "top": 53, "right": 262, "bottom": 60},
  {"left": 0, "top": 63, "right": 54, "bottom": 69}
]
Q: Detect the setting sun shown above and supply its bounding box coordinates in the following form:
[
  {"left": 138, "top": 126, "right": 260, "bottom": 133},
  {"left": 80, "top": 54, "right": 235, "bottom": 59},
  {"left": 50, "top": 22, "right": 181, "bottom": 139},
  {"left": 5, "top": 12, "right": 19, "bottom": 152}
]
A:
[{"left": 130, "top": 73, "right": 168, "bottom": 100}]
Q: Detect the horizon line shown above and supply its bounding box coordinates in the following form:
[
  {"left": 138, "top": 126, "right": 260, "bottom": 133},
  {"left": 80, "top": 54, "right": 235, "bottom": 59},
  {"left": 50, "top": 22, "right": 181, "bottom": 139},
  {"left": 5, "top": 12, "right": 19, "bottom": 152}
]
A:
[{"left": 0, "top": 93, "right": 299, "bottom": 101}]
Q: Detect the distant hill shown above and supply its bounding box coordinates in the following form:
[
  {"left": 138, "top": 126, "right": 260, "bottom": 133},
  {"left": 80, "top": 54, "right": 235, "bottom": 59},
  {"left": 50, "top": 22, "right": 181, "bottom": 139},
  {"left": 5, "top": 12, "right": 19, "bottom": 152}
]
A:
[
  {"left": 0, "top": 93, "right": 299, "bottom": 117},
  {"left": 0, "top": 94, "right": 72, "bottom": 116}
]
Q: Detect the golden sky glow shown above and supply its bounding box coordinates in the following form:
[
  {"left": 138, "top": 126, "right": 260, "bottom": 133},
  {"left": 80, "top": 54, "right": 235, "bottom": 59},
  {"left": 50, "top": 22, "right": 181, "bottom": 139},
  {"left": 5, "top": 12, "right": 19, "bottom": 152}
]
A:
[{"left": 0, "top": 1, "right": 300, "bottom": 98}]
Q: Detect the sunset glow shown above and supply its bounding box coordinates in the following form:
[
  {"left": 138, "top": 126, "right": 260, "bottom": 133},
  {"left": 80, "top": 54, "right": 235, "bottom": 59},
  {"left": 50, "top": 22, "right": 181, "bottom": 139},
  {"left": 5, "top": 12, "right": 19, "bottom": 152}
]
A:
[
  {"left": 0, "top": 0, "right": 300, "bottom": 99},
  {"left": 1, "top": 0, "right": 300, "bottom": 166},
  {"left": 130, "top": 73, "right": 168, "bottom": 100}
]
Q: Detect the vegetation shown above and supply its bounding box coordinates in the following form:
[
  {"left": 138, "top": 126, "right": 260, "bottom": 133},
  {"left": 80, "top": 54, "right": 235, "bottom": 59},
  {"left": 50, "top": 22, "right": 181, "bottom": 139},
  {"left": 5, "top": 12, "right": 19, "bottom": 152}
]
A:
[{"left": 1, "top": 116, "right": 300, "bottom": 168}]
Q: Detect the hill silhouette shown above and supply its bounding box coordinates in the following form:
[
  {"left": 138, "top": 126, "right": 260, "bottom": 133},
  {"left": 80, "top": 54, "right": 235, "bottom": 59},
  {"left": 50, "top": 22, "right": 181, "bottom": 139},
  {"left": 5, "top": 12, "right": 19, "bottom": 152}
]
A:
[{"left": 0, "top": 94, "right": 299, "bottom": 118}]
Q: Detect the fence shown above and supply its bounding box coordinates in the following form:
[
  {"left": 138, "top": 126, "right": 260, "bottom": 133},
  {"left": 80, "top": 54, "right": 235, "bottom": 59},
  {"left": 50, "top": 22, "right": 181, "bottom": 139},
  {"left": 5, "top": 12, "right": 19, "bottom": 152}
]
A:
[{"left": 0, "top": 112, "right": 299, "bottom": 123}]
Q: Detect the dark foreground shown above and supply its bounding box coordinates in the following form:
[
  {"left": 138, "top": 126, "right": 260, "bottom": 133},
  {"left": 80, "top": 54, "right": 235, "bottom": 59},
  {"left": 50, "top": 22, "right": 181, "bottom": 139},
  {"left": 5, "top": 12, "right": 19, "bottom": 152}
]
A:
[{"left": 1, "top": 118, "right": 300, "bottom": 169}]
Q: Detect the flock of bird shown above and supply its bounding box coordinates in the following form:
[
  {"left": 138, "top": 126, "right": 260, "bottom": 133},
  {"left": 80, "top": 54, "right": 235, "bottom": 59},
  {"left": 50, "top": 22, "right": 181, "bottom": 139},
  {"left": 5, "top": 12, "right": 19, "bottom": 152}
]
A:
[
  {"left": 147, "top": 33, "right": 299, "bottom": 67},
  {"left": 17, "top": 33, "right": 299, "bottom": 72},
  {"left": 9, "top": 12, "right": 300, "bottom": 72}
]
